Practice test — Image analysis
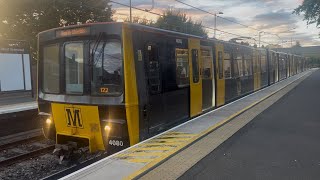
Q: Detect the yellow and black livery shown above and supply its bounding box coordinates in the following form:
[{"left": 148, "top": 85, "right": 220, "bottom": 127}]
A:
[{"left": 37, "top": 22, "right": 308, "bottom": 154}]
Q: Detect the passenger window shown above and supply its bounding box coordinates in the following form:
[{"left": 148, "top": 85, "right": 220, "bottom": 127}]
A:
[
  {"left": 233, "top": 59, "right": 239, "bottom": 78},
  {"left": 244, "top": 54, "right": 252, "bottom": 76},
  {"left": 192, "top": 49, "right": 200, "bottom": 83},
  {"left": 176, "top": 48, "right": 189, "bottom": 87},
  {"left": 146, "top": 44, "right": 161, "bottom": 94},
  {"left": 201, "top": 48, "right": 213, "bottom": 79},
  {"left": 234, "top": 55, "right": 243, "bottom": 77},
  {"left": 218, "top": 51, "right": 223, "bottom": 79},
  {"left": 224, "top": 52, "right": 232, "bottom": 79},
  {"left": 261, "top": 54, "right": 267, "bottom": 73}
]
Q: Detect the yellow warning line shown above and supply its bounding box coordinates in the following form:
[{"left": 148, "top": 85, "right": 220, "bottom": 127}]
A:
[
  {"left": 150, "top": 138, "right": 191, "bottom": 142},
  {"left": 138, "top": 143, "right": 177, "bottom": 148},
  {"left": 124, "top": 72, "right": 312, "bottom": 180},
  {"left": 127, "top": 159, "right": 156, "bottom": 163},
  {"left": 129, "top": 146, "right": 173, "bottom": 151},
  {"left": 119, "top": 152, "right": 165, "bottom": 157}
]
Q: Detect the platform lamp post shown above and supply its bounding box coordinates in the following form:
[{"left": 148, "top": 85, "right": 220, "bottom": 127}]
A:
[
  {"left": 277, "top": 27, "right": 297, "bottom": 48},
  {"left": 258, "top": 31, "right": 264, "bottom": 48},
  {"left": 214, "top": 12, "right": 224, "bottom": 39},
  {"left": 129, "top": 0, "right": 132, "bottom": 23}
]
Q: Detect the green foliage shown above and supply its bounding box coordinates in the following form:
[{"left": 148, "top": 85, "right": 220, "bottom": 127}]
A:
[
  {"left": 0, "top": 0, "right": 113, "bottom": 61},
  {"left": 130, "top": 16, "right": 154, "bottom": 26},
  {"left": 154, "top": 9, "right": 207, "bottom": 37},
  {"left": 294, "top": 0, "right": 320, "bottom": 27}
]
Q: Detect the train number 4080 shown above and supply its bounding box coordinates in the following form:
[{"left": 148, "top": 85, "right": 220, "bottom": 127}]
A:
[{"left": 109, "top": 140, "right": 124, "bottom": 147}]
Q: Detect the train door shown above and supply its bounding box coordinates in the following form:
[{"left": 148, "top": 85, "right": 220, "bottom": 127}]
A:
[
  {"left": 253, "top": 50, "right": 261, "bottom": 91},
  {"left": 143, "top": 43, "right": 163, "bottom": 133},
  {"left": 275, "top": 53, "right": 279, "bottom": 82},
  {"left": 201, "top": 46, "right": 215, "bottom": 111},
  {"left": 268, "top": 51, "right": 275, "bottom": 85},
  {"left": 286, "top": 55, "right": 290, "bottom": 78},
  {"left": 215, "top": 43, "right": 225, "bottom": 107},
  {"left": 188, "top": 38, "right": 202, "bottom": 117}
]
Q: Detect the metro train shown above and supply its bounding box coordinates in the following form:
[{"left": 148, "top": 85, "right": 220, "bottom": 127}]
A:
[{"left": 37, "top": 22, "right": 308, "bottom": 155}]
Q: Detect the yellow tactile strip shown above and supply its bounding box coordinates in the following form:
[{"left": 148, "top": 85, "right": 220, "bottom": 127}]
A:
[
  {"left": 123, "top": 71, "right": 313, "bottom": 180},
  {"left": 115, "top": 132, "right": 197, "bottom": 164},
  {"left": 139, "top": 72, "right": 312, "bottom": 180}
]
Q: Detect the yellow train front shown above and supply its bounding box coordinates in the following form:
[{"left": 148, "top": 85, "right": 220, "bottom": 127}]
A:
[
  {"left": 38, "top": 23, "right": 139, "bottom": 154},
  {"left": 38, "top": 22, "right": 308, "bottom": 155}
]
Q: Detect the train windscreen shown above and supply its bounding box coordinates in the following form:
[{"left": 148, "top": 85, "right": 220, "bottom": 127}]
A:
[{"left": 90, "top": 40, "right": 123, "bottom": 96}]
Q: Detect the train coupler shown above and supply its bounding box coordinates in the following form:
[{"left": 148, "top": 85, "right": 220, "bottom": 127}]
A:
[{"left": 53, "top": 142, "right": 89, "bottom": 165}]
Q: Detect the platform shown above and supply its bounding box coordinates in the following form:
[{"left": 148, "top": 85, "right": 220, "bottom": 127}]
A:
[
  {"left": 0, "top": 101, "right": 37, "bottom": 115},
  {"left": 61, "top": 69, "right": 316, "bottom": 180},
  {"left": 0, "top": 93, "right": 39, "bottom": 137}
]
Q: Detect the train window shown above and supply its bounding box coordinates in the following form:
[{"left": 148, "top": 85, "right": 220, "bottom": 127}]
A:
[
  {"left": 65, "top": 43, "right": 84, "bottom": 94},
  {"left": 244, "top": 54, "right": 252, "bottom": 76},
  {"left": 261, "top": 54, "right": 267, "bottom": 73},
  {"left": 235, "top": 55, "right": 243, "bottom": 77},
  {"left": 43, "top": 44, "right": 60, "bottom": 93},
  {"left": 233, "top": 59, "right": 239, "bottom": 78},
  {"left": 224, "top": 52, "right": 232, "bottom": 79},
  {"left": 218, "top": 51, "right": 223, "bottom": 79},
  {"left": 192, "top": 49, "right": 200, "bottom": 83},
  {"left": 175, "top": 48, "right": 189, "bottom": 87},
  {"left": 90, "top": 41, "right": 123, "bottom": 96},
  {"left": 201, "top": 48, "right": 213, "bottom": 79},
  {"left": 146, "top": 44, "right": 161, "bottom": 94}
]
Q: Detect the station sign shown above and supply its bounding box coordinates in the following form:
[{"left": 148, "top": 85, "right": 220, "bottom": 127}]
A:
[{"left": 0, "top": 40, "right": 28, "bottom": 54}]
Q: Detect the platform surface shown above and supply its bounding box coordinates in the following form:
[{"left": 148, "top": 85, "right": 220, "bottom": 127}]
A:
[
  {"left": 62, "top": 69, "right": 315, "bottom": 180},
  {"left": 0, "top": 93, "right": 38, "bottom": 136},
  {"left": 178, "top": 69, "right": 320, "bottom": 180},
  {"left": 0, "top": 101, "right": 37, "bottom": 115}
]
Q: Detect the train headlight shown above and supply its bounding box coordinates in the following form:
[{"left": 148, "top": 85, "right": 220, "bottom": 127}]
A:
[
  {"left": 104, "top": 125, "right": 111, "bottom": 132},
  {"left": 46, "top": 118, "right": 52, "bottom": 125}
]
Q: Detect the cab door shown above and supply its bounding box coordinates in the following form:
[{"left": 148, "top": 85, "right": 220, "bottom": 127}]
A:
[
  {"left": 215, "top": 43, "right": 225, "bottom": 107},
  {"left": 188, "top": 38, "right": 202, "bottom": 117}
]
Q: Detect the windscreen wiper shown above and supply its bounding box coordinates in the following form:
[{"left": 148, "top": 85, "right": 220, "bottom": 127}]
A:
[{"left": 90, "top": 32, "right": 104, "bottom": 67}]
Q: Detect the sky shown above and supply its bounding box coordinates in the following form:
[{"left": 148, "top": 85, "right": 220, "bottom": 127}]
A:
[{"left": 112, "top": 0, "right": 320, "bottom": 47}]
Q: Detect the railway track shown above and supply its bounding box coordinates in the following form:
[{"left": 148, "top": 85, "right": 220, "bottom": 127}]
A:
[
  {"left": 0, "top": 129, "right": 55, "bottom": 167},
  {"left": 0, "top": 129, "right": 106, "bottom": 179}
]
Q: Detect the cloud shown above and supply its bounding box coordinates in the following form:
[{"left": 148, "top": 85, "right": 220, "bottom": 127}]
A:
[
  {"left": 111, "top": 0, "right": 319, "bottom": 46},
  {"left": 252, "top": 9, "right": 299, "bottom": 30}
]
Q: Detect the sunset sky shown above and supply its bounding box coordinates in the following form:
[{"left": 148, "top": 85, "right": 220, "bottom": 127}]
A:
[{"left": 112, "top": 0, "right": 319, "bottom": 47}]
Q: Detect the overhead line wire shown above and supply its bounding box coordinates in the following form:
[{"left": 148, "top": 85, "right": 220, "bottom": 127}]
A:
[{"left": 173, "top": 0, "right": 282, "bottom": 39}]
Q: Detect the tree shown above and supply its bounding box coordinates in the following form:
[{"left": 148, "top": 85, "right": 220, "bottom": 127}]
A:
[
  {"left": 154, "top": 9, "right": 207, "bottom": 37},
  {"left": 293, "top": 41, "right": 302, "bottom": 48},
  {"left": 294, "top": 0, "right": 320, "bottom": 27},
  {"left": 0, "top": 0, "right": 113, "bottom": 61},
  {"left": 130, "top": 16, "right": 154, "bottom": 26}
]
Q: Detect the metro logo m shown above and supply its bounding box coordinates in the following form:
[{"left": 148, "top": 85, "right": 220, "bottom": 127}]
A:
[{"left": 65, "top": 108, "right": 83, "bottom": 128}]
